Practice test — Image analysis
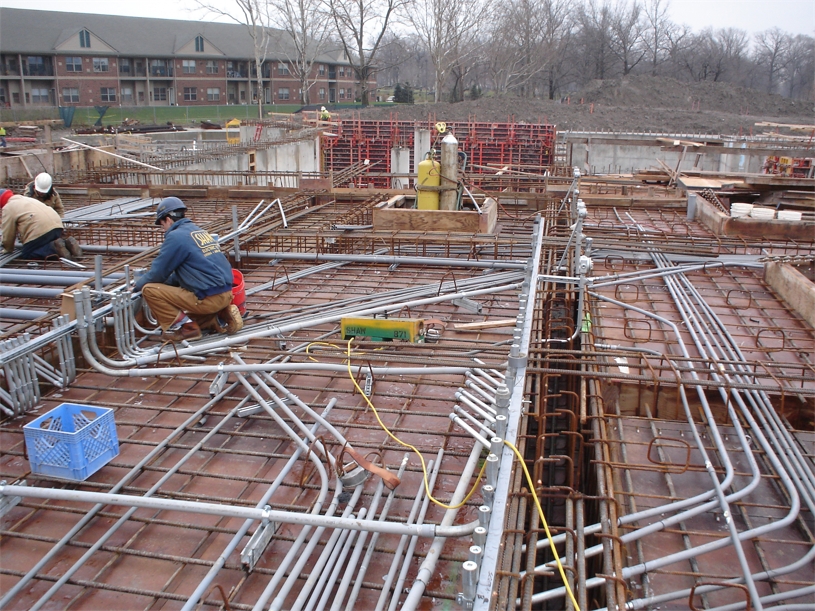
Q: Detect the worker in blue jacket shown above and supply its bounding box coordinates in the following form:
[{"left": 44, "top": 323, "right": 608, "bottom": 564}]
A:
[{"left": 134, "top": 197, "right": 243, "bottom": 342}]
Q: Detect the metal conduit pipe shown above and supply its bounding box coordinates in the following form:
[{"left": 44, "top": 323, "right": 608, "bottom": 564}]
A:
[
  {"left": 243, "top": 251, "right": 527, "bottom": 269},
  {"left": 330, "top": 457, "right": 410, "bottom": 611},
  {"left": 666, "top": 261, "right": 815, "bottom": 499},
  {"left": 179, "top": 399, "right": 338, "bottom": 611},
  {"left": 0, "top": 381, "right": 240, "bottom": 609},
  {"left": 0, "top": 286, "right": 64, "bottom": 298},
  {"left": 399, "top": 441, "right": 485, "bottom": 611},
  {"left": 0, "top": 484, "right": 481, "bottom": 538},
  {"left": 74, "top": 281, "right": 523, "bottom": 369},
  {"left": 386, "top": 450, "right": 445, "bottom": 611},
  {"left": 0, "top": 308, "right": 47, "bottom": 320},
  {"left": 343, "top": 456, "right": 411, "bottom": 611},
  {"left": 28, "top": 395, "right": 255, "bottom": 611},
  {"left": 266, "top": 485, "right": 364, "bottom": 611},
  {"left": 376, "top": 455, "right": 442, "bottom": 611},
  {"left": 310, "top": 509, "right": 366, "bottom": 611}
]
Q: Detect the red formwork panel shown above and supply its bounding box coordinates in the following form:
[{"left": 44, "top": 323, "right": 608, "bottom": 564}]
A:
[{"left": 322, "top": 117, "right": 556, "bottom": 188}]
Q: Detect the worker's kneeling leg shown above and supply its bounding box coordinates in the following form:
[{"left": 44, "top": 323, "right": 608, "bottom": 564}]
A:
[{"left": 141, "top": 283, "right": 200, "bottom": 331}]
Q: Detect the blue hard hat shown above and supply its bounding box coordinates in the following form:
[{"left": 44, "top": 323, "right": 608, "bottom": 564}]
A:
[{"left": 155, "top": 197, "right": 187, "bottom": 225}]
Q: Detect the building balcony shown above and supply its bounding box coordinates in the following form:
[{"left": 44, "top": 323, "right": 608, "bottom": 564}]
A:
[{"left": 22, "top": 65, "right": 54, "bottom": 77}]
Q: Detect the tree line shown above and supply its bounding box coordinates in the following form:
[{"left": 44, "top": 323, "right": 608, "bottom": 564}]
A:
[{"left": 199, "top": 0, "right": 814, "bottom": 109}]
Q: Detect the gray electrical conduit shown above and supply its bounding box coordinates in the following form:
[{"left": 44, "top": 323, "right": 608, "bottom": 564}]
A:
[
  {"left": 609, "top": 217, "right": 764, "bottom": 609},
  {"left": 27, "top": 395, "right": 255, "bottom": 611},
  {"left": 179, "top": 399, "right": 338, "bottom": 611},
  {"left": 282, "top": 485, "right": 366, "bottom": 611},
  {"left": 386, "top": 450, "right": 445, "bottom": 611},
  {"left": 0, "top": 381, "right": 239, "bottom": 609},
  {"left": 73, "top": 279, "right": 523, "bottom": 368},
  {"left": 376, "top": 454, "right": 442, "bottom": 611},
  {"left": 399, "top": 439, "right": 485, "bottom": 611},
  {"left": 342, "top": 456, "right": 410, "bottom": 611},
  {"left": 523, "top": 291, "right": 770, "bottom": 606},
  {"left": 331, "top": 457, "right": 409, "bottom": 611}
]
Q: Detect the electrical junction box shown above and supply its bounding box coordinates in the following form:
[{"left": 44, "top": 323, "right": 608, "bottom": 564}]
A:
[{"left": 341, "top": 316, "right": 425, "bottom": 343}]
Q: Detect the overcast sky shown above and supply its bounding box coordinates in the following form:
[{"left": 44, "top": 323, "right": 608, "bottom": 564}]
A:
[{"left": 1, "top": 0, "right": 813, "bottom": 36}]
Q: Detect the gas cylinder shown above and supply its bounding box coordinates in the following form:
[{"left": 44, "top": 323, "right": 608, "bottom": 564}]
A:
[{"left": 417, "top": 154, "right": 440, "bottom": 210}]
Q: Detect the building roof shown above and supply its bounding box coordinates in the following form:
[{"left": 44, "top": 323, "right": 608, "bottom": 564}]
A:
[{"left": 0, "top": 7, "right": 346, "bottom": 63}]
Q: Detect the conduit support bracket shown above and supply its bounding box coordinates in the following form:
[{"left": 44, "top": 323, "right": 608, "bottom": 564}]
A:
[
  {"left": 240, "top": 505, "right": 277, "bottom": 572},
  {"left": 0, "top": 480, "right": 24, "bottom": 518},
  {"left": 452, "top": 297, "right": 483, "bottom": 314}
]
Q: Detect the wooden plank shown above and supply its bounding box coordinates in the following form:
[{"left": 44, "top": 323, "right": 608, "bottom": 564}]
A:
[
  {"left": 453, "top": 318, "right": 516, "bottom": 331},
  {"left": 373, "top": 197, "right": 497, "bottom": 234}
]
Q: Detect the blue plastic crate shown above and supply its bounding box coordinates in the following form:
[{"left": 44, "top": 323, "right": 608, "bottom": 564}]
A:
[{"left": 24, "top": 403, "right": 119, "bottom": 481}]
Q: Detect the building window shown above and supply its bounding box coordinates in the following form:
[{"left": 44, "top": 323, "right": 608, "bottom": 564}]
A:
[
  {"left": 121, "top": 87, "right": 133, "bottom": 102},
  {"left": 182, "top": 60, "right": 196, "bottom": 74},
  {"left": 153, "top": 87, "right": 167, "bottom": 101},
  {"left": 339, "top": 88, "right": 345, "bottom": 99},
  {"left": 62, "top": 87, "right": 80, "bottom": 103},
  {"left": 339, "top": 66, "right": 345, "bottom": 77},
  {"left": 278, "top": 62, "right": 289, "bottom": 75},
  {"left": 319, "top": 64, "right": 325, "bottom": 76},
  {"left": 207, "top": 87, "right": 220, "bottom": 101},
  {"left": 0, "top": 88, "right": 5, "bottom": 104},
  {"left": 100, "top": 87, "right": 116, "bottom": 102},
  {"left": 119, "top": 58, "right": 131, "bottom": 74},
  {"left": 319, "top": 87, "right": 326, "bottom": 100},
  {"left": 195, "top": 35, "right": 204, "bottom": 52},
  {"left": 206, "top": 60, "right": 218, "bottom": 74},
  {"left": 93, "top": 58, "right": 109, "bottom": 73},
  {"left": 278, "top": 87, "right": 290, "bottom": 100},
  {"left": 79, "top": 29, "right": 91, "bottom": 48},
  {"left": 183, "top": 87, "right": 197, "bottom": 101},
  {"left": 31, "top": 87, "right": 49, "bottom": 103},
  {"left": 65, "top": 56, "right": 82, "bottom": 72}
]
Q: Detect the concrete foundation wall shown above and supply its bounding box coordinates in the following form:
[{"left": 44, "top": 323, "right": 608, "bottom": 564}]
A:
[
  {"left": 566, "top": 135, "right": 769, "bottom": 175},
  {"left": 765, "top": 262, "right": 815, "bottom": 329}
]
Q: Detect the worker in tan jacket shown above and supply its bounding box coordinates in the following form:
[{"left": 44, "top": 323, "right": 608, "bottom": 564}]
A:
[{"left": 0, "top": 189, "right": 81, "bottom": 259}]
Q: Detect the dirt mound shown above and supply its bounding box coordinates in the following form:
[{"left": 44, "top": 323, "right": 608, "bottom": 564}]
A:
[
  {"left": 575, "top": 75, "right": 810, "bottom": 117},
  {"left": 349, "top": 77, "right": 814, "bottom": 136}
]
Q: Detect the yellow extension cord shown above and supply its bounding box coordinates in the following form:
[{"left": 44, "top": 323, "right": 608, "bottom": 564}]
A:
[{"left": 310, "top": 339, "right": 580, "bottom": 610}]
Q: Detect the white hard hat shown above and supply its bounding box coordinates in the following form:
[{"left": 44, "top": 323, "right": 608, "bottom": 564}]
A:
[
  {"left": 321, "top": 106, "right": 326, "bottom": 111},
  {"left": 34, "top": 173, "right": 52, "bottom": 194}
]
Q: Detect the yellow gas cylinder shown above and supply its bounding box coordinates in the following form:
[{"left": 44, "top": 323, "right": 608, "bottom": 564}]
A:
[{"left": 417, "top": 155, "right": 441, "bottom": 210}]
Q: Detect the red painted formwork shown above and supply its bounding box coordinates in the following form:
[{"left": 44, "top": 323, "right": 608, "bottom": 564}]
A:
[{"left": 322, "top": 118, "right": 556, "bottom": 188}]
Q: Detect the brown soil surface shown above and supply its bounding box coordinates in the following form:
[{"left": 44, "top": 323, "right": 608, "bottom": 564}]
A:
[{"left": 350, "top": 76, "right": 814, "bottom": 135}]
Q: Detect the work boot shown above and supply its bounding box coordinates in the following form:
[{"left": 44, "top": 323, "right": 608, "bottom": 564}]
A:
[
  {"left": 217, "top": 304, "right": 244, "bottom": 335},
  {"left": 164, "top": 321, "right": 202, "bottom": 343},
  {"left": 52, "top": 238, "right": 70, "bottom": 259},
  {"left": 64, "top": 237, "right": 83, "bottom": 259}
]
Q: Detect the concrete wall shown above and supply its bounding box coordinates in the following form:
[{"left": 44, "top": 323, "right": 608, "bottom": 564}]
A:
[
  {"left": 565, "top": 134, "right": 771, "bottom": 175},
  {"left": 0, "top": 146, "right": 117, "bottom": 183},
  {"left": 765, "top": 262, "right": 815, "bottom": 328}
]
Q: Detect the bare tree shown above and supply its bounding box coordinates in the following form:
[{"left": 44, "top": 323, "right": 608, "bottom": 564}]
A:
[
  {"left": 326, "top": 0, "right": 408, "bottom": 106},
  {"left": 781, "top": 34, "right": 815, "bottom": 99},
  {"left": 642, "top": 0, "right": 674, "bottom": 76},
  {"left": 576, "top": 0, "right": 616, "bottom": 81},
  {"left": 609, "top": 0, "right": 646, "bottom": 75},
  {"left": 402, "top": 0, "right": 489, "bottom": 103},
  {"left": 196, "top": 0, "right": 272, "bottom": 118},
  {"left": 754, "top": 27, "right": 790, "bottom": 94},
  {"left": 268, "top": 0, "right": 333, "bottom": 104}
]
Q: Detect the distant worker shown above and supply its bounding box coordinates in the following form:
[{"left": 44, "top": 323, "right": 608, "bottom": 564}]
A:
[
  {"left": 320, "top": 106, "right": 331, "bottom": 121},
  {"left": 0, "top": 189, "right": 81, "bottom": 260},
  {"left": 24, "top": 172, "right": 65, "bottom": 217},
  {"left": 0, "top": 126, "right": 6, "bottom": 148},
  {"left": 134, "top": 197, "right": 244, "bottom": 343}
]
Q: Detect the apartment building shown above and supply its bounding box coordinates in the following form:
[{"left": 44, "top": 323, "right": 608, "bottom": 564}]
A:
[{"left": 0, "top": 8, "right": 365, "bottom": 108}]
